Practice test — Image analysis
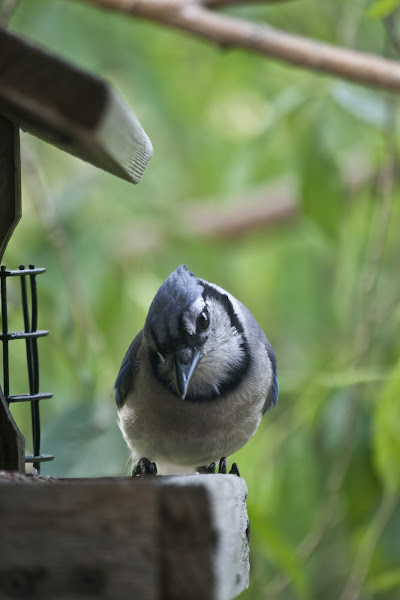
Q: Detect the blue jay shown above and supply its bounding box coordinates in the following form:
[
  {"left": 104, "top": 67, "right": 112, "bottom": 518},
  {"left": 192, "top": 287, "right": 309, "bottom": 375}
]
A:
[{"left": 115, "top": 265, "right": 278, "bottom": 476}]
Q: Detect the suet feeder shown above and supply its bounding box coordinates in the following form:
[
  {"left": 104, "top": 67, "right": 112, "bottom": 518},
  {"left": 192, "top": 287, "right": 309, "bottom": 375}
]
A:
[{"left": 0, "top": 26, "right": 249, "bottom": 600}]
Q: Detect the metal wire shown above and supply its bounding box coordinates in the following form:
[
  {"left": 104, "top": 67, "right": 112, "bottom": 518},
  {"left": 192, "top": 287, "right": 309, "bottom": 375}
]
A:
[{"left": 0, "top": 264, "right": 53, "bottom": 474}]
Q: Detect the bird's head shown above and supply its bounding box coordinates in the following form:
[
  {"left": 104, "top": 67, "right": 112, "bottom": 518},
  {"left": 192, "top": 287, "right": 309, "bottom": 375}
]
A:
[{"left": 144, "top": 265, "right": 250, "bottom": 401}]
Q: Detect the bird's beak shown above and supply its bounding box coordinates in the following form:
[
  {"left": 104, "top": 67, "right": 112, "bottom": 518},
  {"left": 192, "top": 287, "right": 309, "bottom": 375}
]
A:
[{"left": 173, "top": 349, "right": 203, "bottom": 400}]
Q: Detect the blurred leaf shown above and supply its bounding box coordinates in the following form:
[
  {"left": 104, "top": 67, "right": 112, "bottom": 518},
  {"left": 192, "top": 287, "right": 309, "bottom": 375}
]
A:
[
  {"left": 373, "top": 360, "right": 400, "bottom": 492},
  {"left": 317, "top": 366, "right": 388, "bottom": 387},
  {"left": 41, "top": 401, "right": 128, "bottom": 478},
  {"left": 252, "top": 517, "right": 311, "bottom": 600},
  {"left": 333, "top": 193, "right": 373, "bottom": 336},
  {"left": 298, "top": 111, "right": 344, "bottom": 239},
  {"left": 367, "top": 569, "right": 400, "bottom": 593},
  {"left": 331, "top": 83, "right": 389, "bottom": 129},
  {"left": 367, "top": 0, "right": 400, "bottom": 19}
]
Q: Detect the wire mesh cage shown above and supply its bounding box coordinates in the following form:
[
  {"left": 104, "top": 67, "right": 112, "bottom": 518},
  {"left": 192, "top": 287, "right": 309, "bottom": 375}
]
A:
[{"left": 0, "top": 264, "right": 53, "bottom": 474}]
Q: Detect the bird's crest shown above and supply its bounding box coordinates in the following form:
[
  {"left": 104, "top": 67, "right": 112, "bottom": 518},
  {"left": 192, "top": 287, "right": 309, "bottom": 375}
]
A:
[{"left": 145, "top": 265, "right": 203, "bottom": 349}]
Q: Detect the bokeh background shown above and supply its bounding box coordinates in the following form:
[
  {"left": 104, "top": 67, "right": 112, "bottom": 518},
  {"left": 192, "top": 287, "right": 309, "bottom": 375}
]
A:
[{"left": 3, "top": 0, "right": 400, "bottom": 598}]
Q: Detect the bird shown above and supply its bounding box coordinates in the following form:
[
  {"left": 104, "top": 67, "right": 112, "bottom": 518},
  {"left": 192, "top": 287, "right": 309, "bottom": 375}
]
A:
[{"left": 114, "top": 265, "right": 278, "bottom": 476}]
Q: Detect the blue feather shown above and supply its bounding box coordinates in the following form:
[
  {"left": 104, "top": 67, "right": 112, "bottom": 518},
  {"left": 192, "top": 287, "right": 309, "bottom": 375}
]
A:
[
  {"left": 271, "top": 373, "right": 279, "bottom": 407},
  {"left": 114, "top": 333, "right": 142, "bottom": 408},
  {"left": 263, "top": 341, "right": 278, "bottom": 413}
]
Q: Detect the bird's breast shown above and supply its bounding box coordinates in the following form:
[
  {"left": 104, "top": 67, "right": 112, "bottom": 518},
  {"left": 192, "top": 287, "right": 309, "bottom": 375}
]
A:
[{"left": 119, "top": 367, "right": 266, "bottom": 468}]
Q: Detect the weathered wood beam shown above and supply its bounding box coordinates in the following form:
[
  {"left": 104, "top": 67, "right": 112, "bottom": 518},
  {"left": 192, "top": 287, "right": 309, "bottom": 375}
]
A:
[
  {"left": 0, "top": 116, "right": 21, "bottom": 262},
  {"left": 0, "top": 115, "right": 25, "bottom": 472},
  {"left": 0, "top": 473, "right": 249, "bottom": 600},
  {"left": 0, "top": 26, "right": 153, "bottom": 184}
]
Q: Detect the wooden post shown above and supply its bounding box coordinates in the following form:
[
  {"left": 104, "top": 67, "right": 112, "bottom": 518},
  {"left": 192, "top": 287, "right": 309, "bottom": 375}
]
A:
[
  {"left": 0, "top": 26, "right": 153, "bottom": 184},
  {"left": 0, "top": 474, "right": 250, "bottom": 600},
  {"left": 0, "top": 389, "right": 24, "bottom": 472},
  {"left": 0, "top": 116, "right": 21, "bottom": 261},
  {"left": 0, "top": 115, "right": 24, "bottom": 472}
]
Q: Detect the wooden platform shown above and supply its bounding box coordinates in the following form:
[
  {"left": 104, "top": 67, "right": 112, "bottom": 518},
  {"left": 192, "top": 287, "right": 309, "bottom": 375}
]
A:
[{"left": 0, "top": 473, "right": 249, "bottom": 600}]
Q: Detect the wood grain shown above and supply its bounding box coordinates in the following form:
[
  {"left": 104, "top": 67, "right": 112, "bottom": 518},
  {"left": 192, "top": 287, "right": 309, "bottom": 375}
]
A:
[
  {"left": 0, "top": 478, "right": 158, "bottom": 599},
  {"left": 159, "top": 475, "right": 250, "bottom": 600},
  {"left": 0, "top": 27, "right": 152, "bottom": 184},
  {"left": 0, "top": 475, "right": 250, "bottom": 600}
]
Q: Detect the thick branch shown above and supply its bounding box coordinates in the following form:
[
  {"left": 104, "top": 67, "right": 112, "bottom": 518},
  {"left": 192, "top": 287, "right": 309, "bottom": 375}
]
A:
[
  {"left": 183, "top": 178, "right": 298, "bottom": 239},
  {"left": 204, "top": 0, "right": 294, "bottom": 6},
  {"left": 113, "top": 153, "right": 377, "bottom": 260},
  {"left": 77, "top": 0, "right": 400, "bottom": 91}
]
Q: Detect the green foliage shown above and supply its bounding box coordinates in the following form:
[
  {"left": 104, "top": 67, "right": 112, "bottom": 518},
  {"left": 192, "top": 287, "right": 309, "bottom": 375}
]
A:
[
  {"left": 374, "top": 360, "right": 400, "bottom": 493},
  {"left": 3, "top": 1, "right": 400, "bottom": 598},
  {"left": 298, "top": 113, "right": 344, "bottom": 239},
  {"left": 368, "top": 569, "right": 400, "bottom": 594},
  {"left": 367, "top": 0, "right": 400, "bottom": 19}
]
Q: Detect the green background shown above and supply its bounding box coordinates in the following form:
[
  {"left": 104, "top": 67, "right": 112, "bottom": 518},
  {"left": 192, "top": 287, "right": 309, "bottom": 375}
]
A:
[{"left": 3, "top": 0, "right": 400, "bottom": 597}]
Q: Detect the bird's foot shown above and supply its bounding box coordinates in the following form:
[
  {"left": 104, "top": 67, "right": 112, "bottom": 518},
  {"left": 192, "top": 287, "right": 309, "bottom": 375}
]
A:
[
  {"left": 132, "top": 457, "right": 157, "bottom": 477},
  {"left": 198, "top": 457, "right": 240, "bottom": 476}
]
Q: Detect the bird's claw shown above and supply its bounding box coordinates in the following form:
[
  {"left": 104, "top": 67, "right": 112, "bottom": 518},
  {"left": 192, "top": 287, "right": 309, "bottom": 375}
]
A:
[
  {"left": 132, "top": 457, "right": 157, "bottom": 476},
  {"left": 229, "top": 462, "right": 240, "bottom": 477},
  {"left": 219, "top": 457, "right": 227, "bottom": 474},
  {"left": 198, "top": 457, "right": 240, "bottom": 476}
]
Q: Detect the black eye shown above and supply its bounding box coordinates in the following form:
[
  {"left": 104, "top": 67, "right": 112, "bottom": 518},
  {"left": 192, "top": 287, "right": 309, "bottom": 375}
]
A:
[{"left": 196, "top": 310, "right": 209, "bottom": 332}]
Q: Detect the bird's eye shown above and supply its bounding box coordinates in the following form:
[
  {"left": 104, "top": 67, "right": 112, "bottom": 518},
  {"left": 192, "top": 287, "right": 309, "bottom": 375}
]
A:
[{"left": 196, "top": 310, "right": 209, "bottom": 332}]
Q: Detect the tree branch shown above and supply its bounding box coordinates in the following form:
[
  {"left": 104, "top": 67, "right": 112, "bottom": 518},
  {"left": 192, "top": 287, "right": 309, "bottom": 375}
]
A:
[
  {"left": 182, "top": 178, "right": 298, "bottom": 239},
  {"left": 76, "top": 0, "right": 400, "bottom": 91},
  {"left": 204, "top": 0, "right": 295, "bottom": 7}
]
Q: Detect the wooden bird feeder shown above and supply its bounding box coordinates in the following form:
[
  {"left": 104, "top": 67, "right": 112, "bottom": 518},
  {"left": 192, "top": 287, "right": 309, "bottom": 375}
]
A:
[{"left": 0, "top": 25, "right": 250, "bottom": 600}]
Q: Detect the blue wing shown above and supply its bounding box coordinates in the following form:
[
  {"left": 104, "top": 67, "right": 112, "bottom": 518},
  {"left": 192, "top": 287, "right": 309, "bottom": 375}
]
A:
[
  {"left": 263, "top": 340, "right": 278, "bottom": 414},
  {"left": 114, "top": 332, "right": 142, "bottom": 409}
]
